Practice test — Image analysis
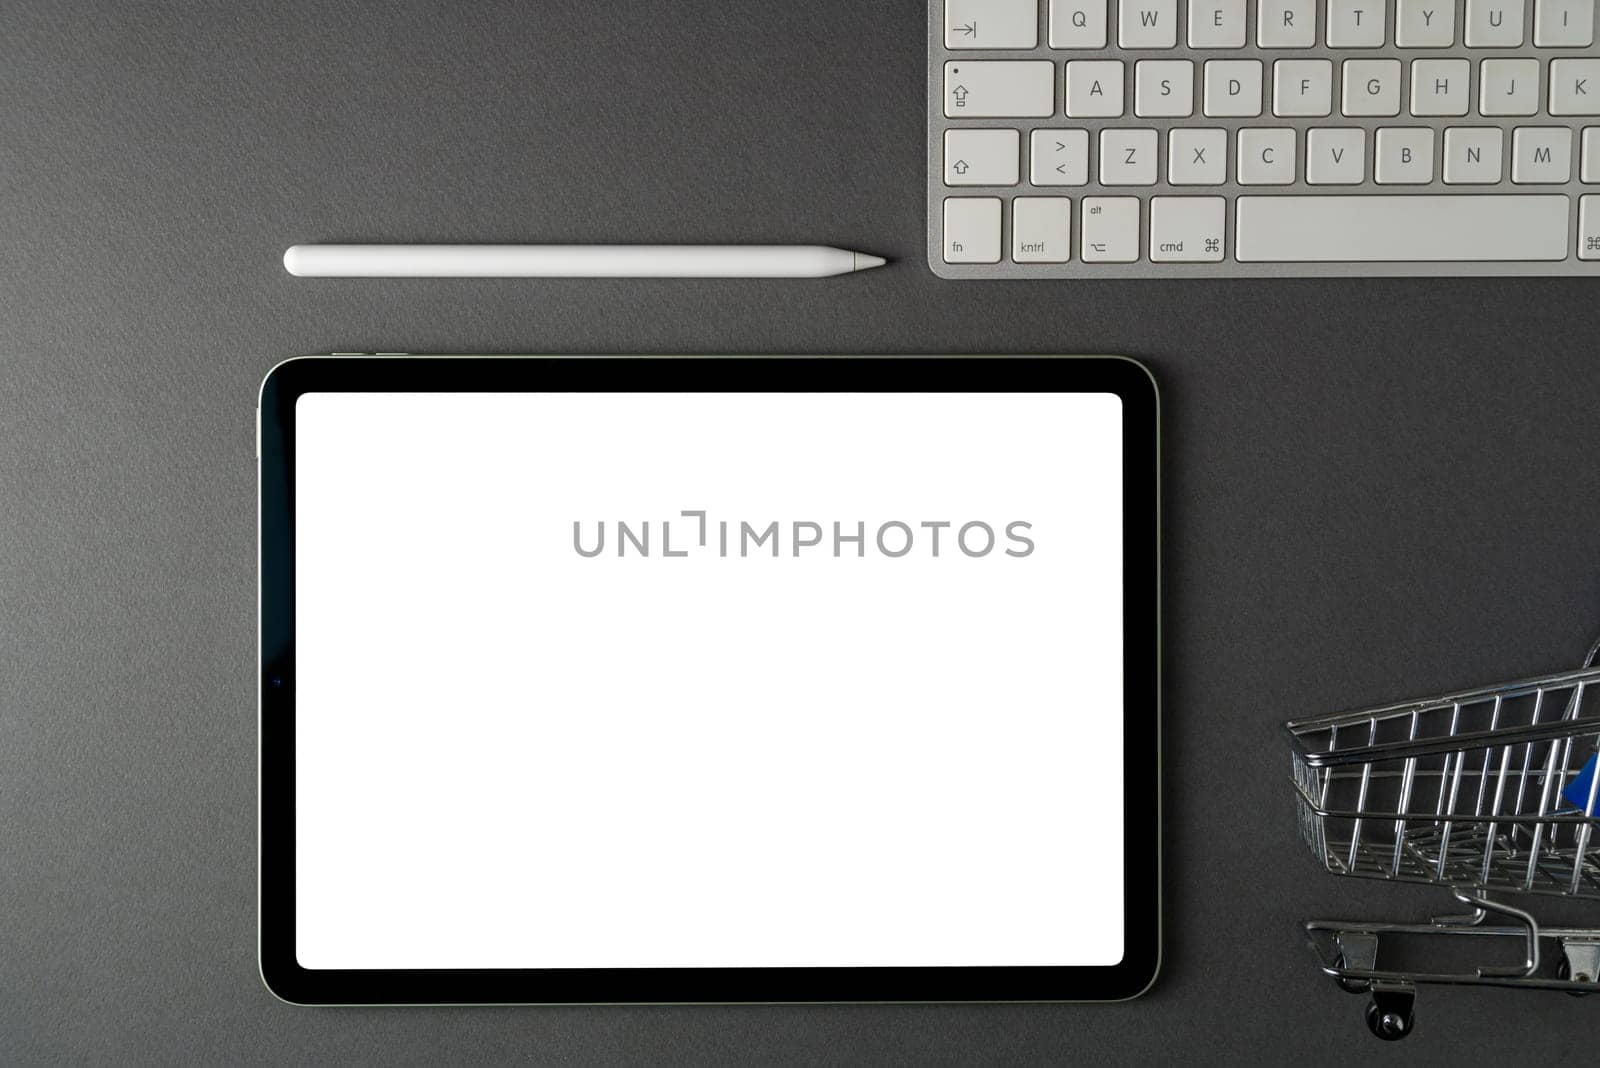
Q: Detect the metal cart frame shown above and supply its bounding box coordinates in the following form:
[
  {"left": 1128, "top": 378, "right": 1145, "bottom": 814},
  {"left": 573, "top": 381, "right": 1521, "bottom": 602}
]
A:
[{"left": 1285, "top": 639, "right": 1600, "bottom": 1039}]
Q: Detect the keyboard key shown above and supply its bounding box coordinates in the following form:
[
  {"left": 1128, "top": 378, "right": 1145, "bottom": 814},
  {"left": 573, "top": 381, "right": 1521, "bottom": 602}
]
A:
[
  {"left": 1012, "top": 197, "right": 1073, "bottom": 262},
  {"left": 1512, "top": 126, "right": 1574, "bottom": 181},
  {"left": 1306, "top": 128, "right": 1366, "bottom": 183},
  {"left": 1100, "top": 128, "right": 1160, "bottom": 185},
  {"left": 945, "top": 0, "right": 1039, "bottom": 48},
  {"left": 1342, "top": 59, "right": 1402, "bottom": 116},
  {"left": 943, "top": 61, "right": 1054, "bottom": 118},
  {"left": 1443, "top": 126, "right": 1505, "bottom": 182},
  {"left": 1150, "top": 196, "right": 1226, "bottom": 261},
  {"left": 1327, "top": 0, "right": 1387, "bottom": 45},
  {"left": 1235, "top": 195, "right": 1568, "bottom": 261},
  {"left": 1410, "top": 59, "right": 1470, "bottom": 115},
  {"left": 1585, "top": 126, "right": 1600, "bottom": 181},
  {"left": 1258, "top": 0, "right": 1317, "bottom": 45},
  {"left": 1051, "top": 0, "right": 1110, "bottom": 46},
  {"left": 1135, "top": 60, "right": 1195, "bottom": 116},
  {"left": 1396, "top": 0, "right": 1457, "bottom": 44},
  {"left": 1168, "top": 128, "right": 1229, "bottom": 183},
  {"left": 1030, "top": 129, "right": 1091, "bottom": 185},
  {"left": 1120, "top": 0, "right": 1179, "bottom": 46},
  {"left": 1375, "top": 127, "right": 1436, "bottom": 182},
  {"left": 1582, "top": 195, "right": 1600, "bottom": 258},
  {"left": 943, "top": 197, "right": 1003, "bottom": 262},
  {"left": 1534, "top": 0, "right": 1595, "bottom": 44},
  {"left": 1275, "top": 59, "right": 1333, "bottom": 117},
  {"left": 1066, "top": 60, "right": 1126, "bottom": 116},
  {"left": 944, "top": 129, "right": 1021, "bottom": 186},
  {"left": 1550, "top": 59, "right": 1600, "bottom": 115},
  {"left": 1480, "top": 58, "right": 1541, "bottom": 115},
  {"left": 1204, "top": 59, "right": 1263, "bottom": 116},
  {"left": 1465, "top": 0, "right": 1526, "bottom": 44},
  {"left": 1189, "top": 0, "right": 1247, "bottom": 46},
  {"left": 1081, "top": 197, "right": 1141, "bottom": 261},
  {"left": 1238, "top": 128, "right": 1297, "bottom": 183}
]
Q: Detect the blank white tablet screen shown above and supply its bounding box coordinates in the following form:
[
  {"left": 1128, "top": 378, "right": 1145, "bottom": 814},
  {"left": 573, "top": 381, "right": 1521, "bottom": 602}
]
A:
[{"left": 294, "top": 391, "right": 1123, "bottom": 969}]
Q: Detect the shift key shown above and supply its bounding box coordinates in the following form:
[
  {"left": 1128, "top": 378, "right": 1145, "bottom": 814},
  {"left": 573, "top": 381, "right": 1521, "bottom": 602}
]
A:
[{"left": 944, "top": 61, "right": 1055, "bottom": 118}]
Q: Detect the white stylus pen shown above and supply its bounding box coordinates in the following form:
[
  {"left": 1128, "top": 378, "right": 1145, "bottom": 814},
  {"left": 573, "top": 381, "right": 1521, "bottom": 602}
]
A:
[{"left": 282, "top": 244, "right": 888, "bottom": 279}]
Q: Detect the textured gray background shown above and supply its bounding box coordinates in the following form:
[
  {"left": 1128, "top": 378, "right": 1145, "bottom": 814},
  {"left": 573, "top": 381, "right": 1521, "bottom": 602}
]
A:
[{"left": 3, "top": 0, "right": 1598, "bottom": 1063}]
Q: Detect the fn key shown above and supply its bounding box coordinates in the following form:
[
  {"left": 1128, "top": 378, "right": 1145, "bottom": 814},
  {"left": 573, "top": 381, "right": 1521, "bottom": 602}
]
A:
[{"left": 944, "top": 197, "right": 1002, "bottom": 263}]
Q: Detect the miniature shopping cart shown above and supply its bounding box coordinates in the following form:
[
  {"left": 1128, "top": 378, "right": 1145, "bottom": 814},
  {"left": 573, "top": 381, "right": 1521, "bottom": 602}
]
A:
[{"left": 1285, "top": 634, "right": 1600, "bottom": 1040}]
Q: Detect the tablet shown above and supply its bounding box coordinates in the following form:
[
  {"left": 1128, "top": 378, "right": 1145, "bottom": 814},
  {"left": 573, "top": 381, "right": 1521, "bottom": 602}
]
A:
[{"left": 258, "top": 356, "right": 1160, "bottom": 1004}]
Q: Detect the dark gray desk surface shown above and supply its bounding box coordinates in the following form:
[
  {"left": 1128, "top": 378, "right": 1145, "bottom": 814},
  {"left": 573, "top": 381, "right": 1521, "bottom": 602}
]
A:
[{"left": 4, "top": 1, "right": 1598, "bottom": 1062}]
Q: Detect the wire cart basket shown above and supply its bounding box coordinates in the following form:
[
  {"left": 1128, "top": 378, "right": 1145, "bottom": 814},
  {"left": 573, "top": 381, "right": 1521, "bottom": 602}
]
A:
[{"left": 1285, "top": 634, "right": 1600, "bottom": 1040}]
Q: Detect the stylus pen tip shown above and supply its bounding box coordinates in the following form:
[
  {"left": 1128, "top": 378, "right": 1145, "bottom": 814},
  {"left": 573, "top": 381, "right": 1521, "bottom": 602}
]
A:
[{"left": 851, "top": 252, "right": 887, "bottom": 273}]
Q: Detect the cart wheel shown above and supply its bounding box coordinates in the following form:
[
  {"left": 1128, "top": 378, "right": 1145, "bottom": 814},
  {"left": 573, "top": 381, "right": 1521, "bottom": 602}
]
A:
[
  {"left": 1556, "top": 958, "right": 1592, "bottom": 997},
  {"left": 1332, "top": 953, "right": 1371, "bottom": 995},
  {"left": 1365, "top": 999, "right": 1414, "bottom": 1041}
]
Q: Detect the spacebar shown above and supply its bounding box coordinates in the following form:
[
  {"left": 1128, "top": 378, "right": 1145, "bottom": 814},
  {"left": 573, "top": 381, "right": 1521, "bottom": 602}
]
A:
[{"left": 1235, "top": 196, "right": 1570, "bottom": 262}]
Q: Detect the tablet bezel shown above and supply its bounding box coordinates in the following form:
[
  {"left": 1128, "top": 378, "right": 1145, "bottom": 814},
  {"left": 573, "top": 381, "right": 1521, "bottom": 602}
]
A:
[{"left": 259, "top": 355, "right": 1160, "bottom": 1005}]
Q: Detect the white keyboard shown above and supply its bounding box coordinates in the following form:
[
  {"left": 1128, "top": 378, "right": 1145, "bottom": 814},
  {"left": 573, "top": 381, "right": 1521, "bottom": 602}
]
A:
[{"left": 926, "top": 0, "right": 1600, "bottom": 276}]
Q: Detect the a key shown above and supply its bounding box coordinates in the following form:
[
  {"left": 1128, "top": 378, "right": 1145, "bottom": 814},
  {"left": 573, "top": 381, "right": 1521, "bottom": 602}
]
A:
[
  {"left": 1375, "top": 127, "right": 1436, "bottom": 183},
  {"left": 945, "top": 0, "right": 1039, "bottom": 48},
  {"left": 1120, "top": 0, "right": 1179, "bottom": 46},
  {"left": 1465, "top": 0, "right": 1527, "bottom": 45},
  {"left": 943, "top": 197, "right": 1003, "bottom": 263},
  {"left": 1205, "top": 60, "right": 1263, "bottom": 116},
  {"left": 943, "top": 61, "right": 1054, "bottom": 118},
  {"left": 1188, "top": 0, "right": 1247, "bottom": 46},
  {"left": 1081, "top": 197, "right": 1141, "bottom": 262},
  {"left": 1410, "top": 59, "right": 1471, "bottom": 115},
  {"left": 1150, "top": 197, "right": 1227, "bottom": 261},
  {"left": 1512, "top": 126, "right": 1574, "bottom": 182},
  {"left": 1238, "top": 128, "right": 1297, "bottom": 183},
  {"left": 1342, "top": 59, "right": 1402, "bottom": 116},
  {"left": 1012, "top": 197, "right": 1073, "bottom": 262},
  {"left": 1327, "top": 0, "right": 1388, "bottom": 45},
  {"left": 1275, "top": 59, "right": 1333, "bottom": 117},
  {"left": 1480, "top": 58, "right": 1541, "bottom": 115},
  {"left": 1584, "top": 127, "right": 1600, "bottom": 182},
  {"left": 1100, "top": 128, "right": 1160, "bottom": 185},
  {"left": 1135, "top": 60, "right": 1196, "bottom": 117},
  {"left": 1550, "top": 59, "right": 1600, "bottom": 115},
  {"left": 1030, "top": 129, "right": 1091, "bottom": 185},
  {"left": 1534, "top": 0, "right": 1595, "bottom": 44},
  {"left": 1443, "top": 126, "right": 1505, "bottom": 182},
  {"left": 1235, "top": 195, "right": 1569, "bottom": 261},
  {"left": 1168, "top": 128, "right": 1229, "bottom": 183},
  {"left": 1066, "top": 60, "right": 1127, "bottom": 117},
  {"left": 1306, "top": 128, "right": 1366, "bottom": 183},
  {"left": 1396, "top": 0, "right": 1457, "bottom": 44},
  {"left": 1258, "top": 0, "right": 1317, "bottom": 45},
  {"left": 1051, "top": 0, "right": 1110, "bottom": 47}
]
